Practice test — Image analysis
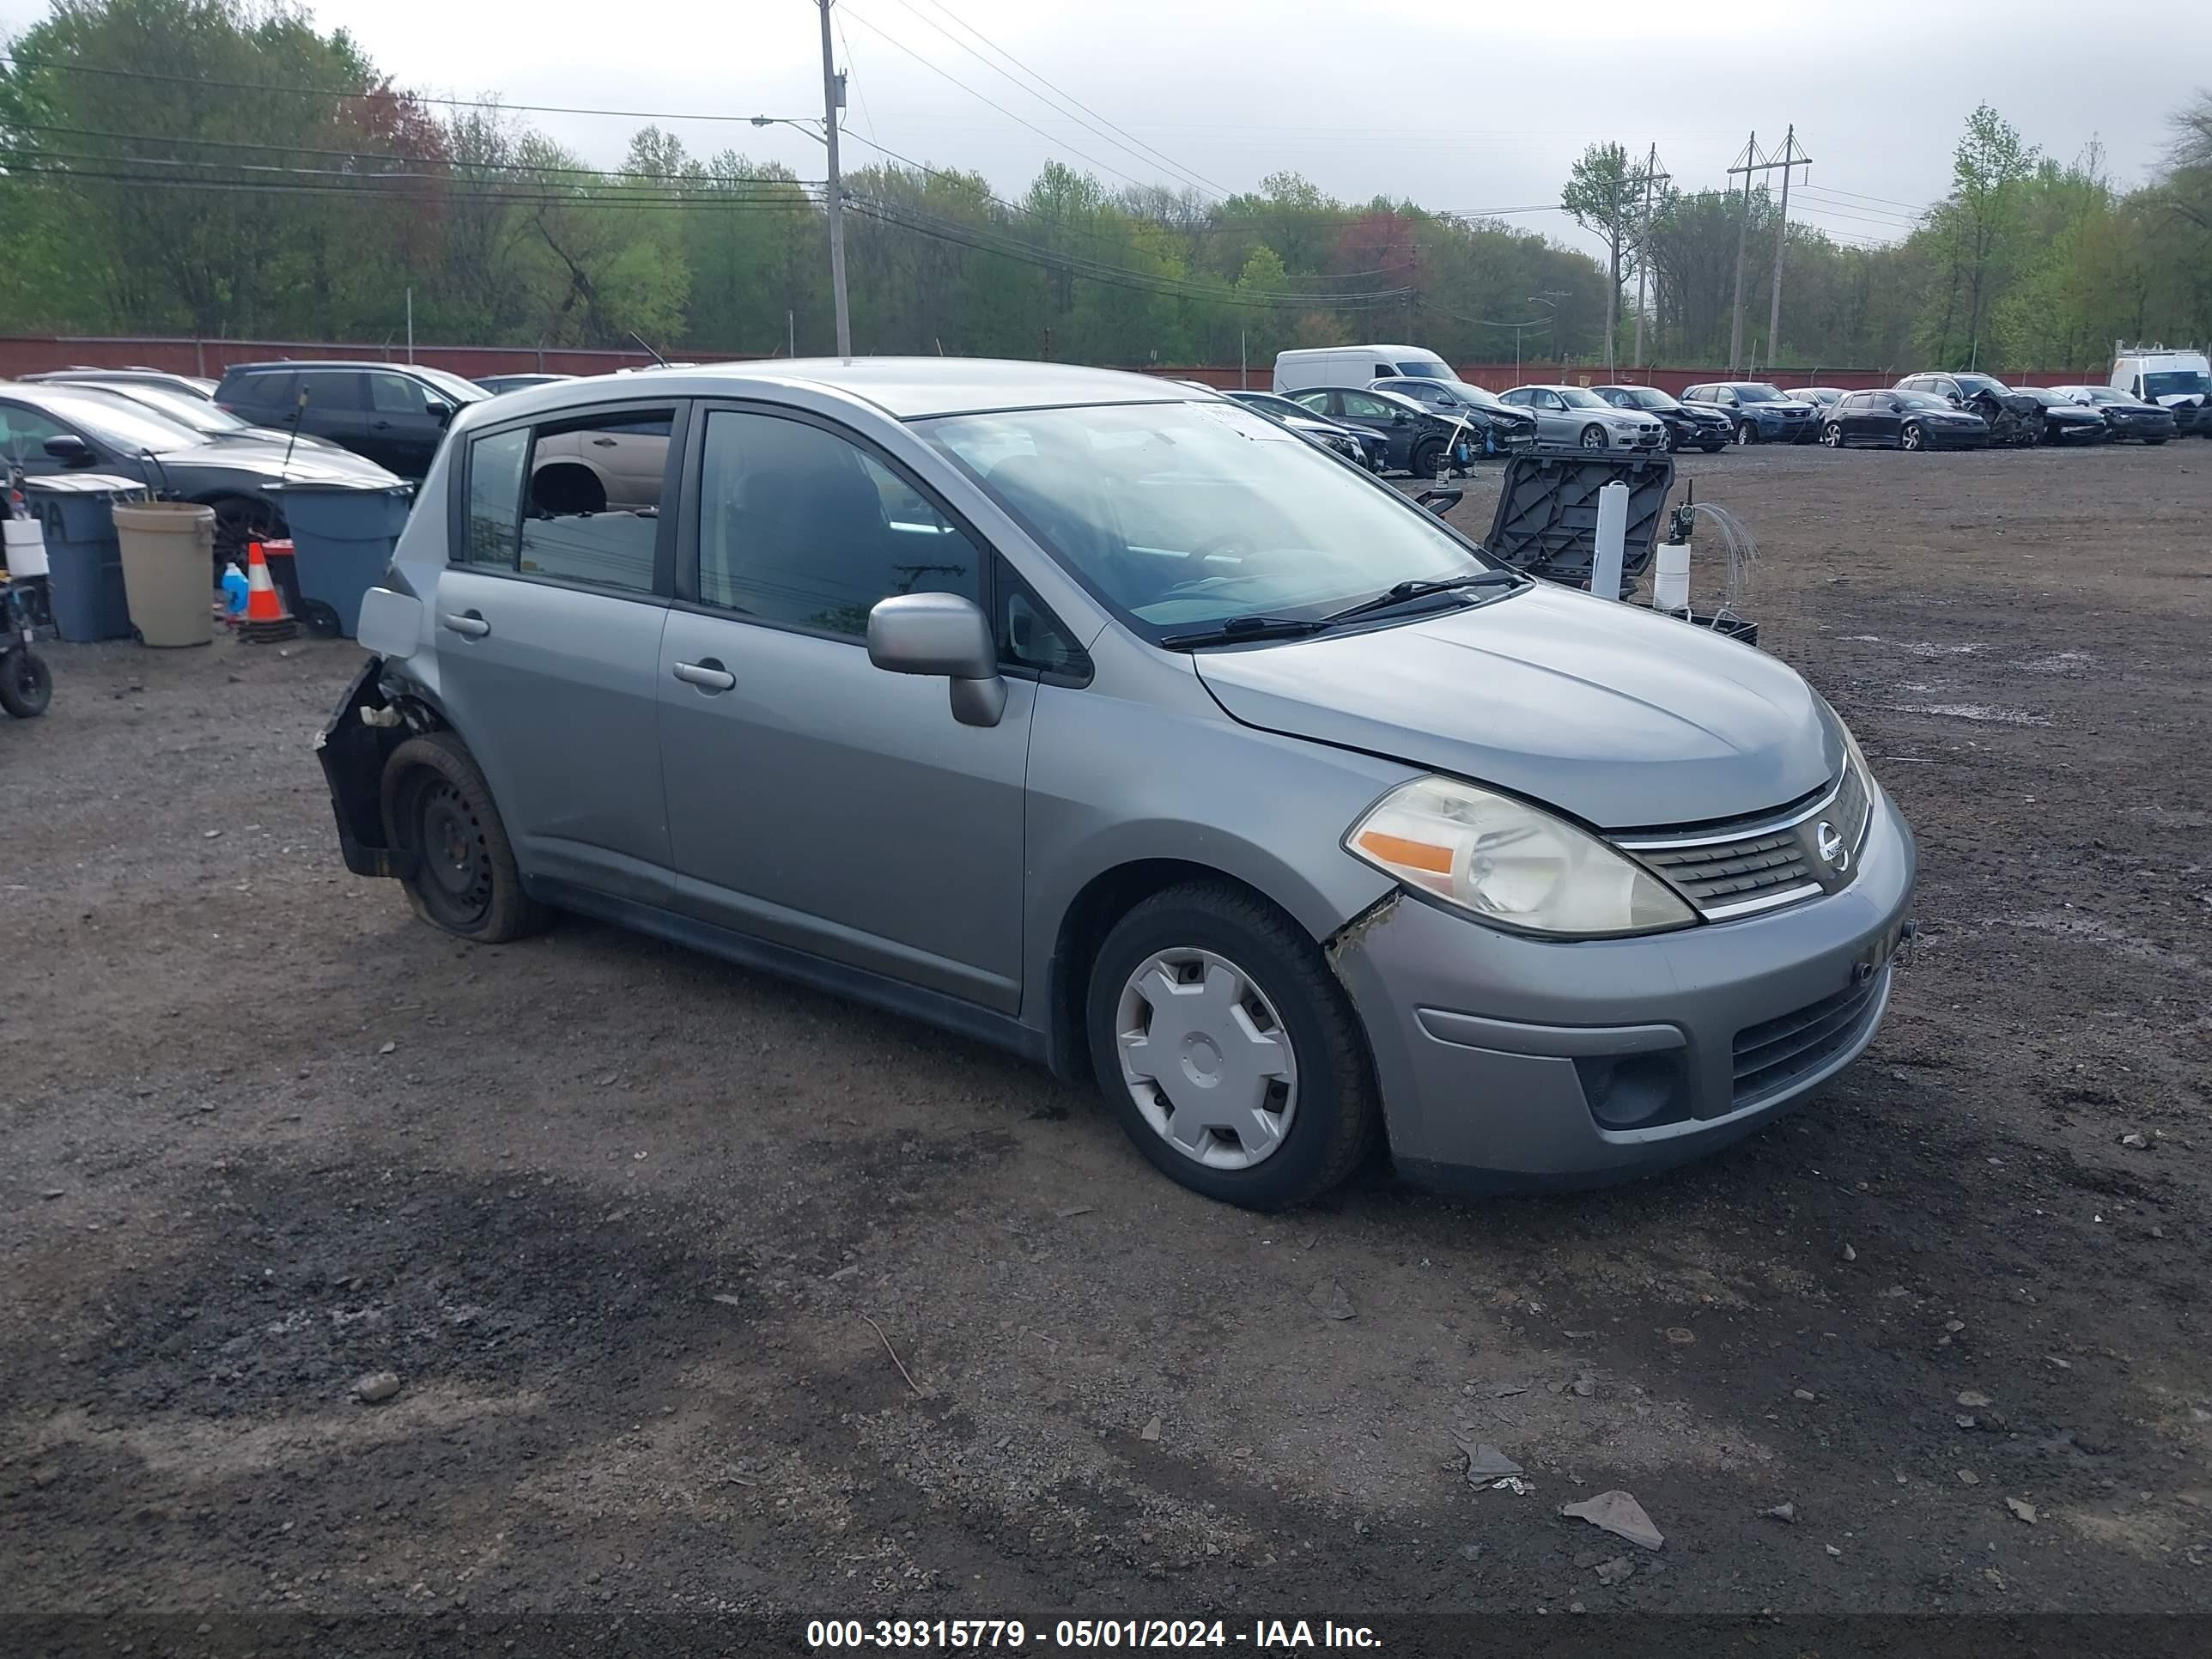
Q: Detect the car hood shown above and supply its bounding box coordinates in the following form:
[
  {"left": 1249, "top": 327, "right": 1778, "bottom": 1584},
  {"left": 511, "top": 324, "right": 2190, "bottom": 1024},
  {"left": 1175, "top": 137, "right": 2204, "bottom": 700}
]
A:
[
  {"left": 1746, "top": 399, "right": 1815, "bottom": 417},
  {"left": 1192, "top": 582, "right": 1838, "bottom": 829},
  {"left": 153, "top": 441, "right": 405, "bottom": 487}
]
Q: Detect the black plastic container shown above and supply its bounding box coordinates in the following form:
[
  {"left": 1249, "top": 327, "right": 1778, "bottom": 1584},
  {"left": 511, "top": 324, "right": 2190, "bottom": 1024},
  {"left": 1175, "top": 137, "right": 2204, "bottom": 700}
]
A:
[{"left": 1481, "top": 448, "right": 1675, "bottom": 584}]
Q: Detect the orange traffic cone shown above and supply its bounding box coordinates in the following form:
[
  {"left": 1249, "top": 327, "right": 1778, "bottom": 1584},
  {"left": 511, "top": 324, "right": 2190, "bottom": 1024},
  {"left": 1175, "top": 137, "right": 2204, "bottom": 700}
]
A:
[{"left": 240, "top": 539, "right": 299, "bottom": 644}]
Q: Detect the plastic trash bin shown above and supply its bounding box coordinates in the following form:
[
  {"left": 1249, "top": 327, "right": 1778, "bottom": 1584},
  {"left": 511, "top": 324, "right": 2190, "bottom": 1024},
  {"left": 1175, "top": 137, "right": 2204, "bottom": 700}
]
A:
[
  {"left": 22, "top": 474, "right": 148, "bottom": 641},
  {"left": 112, "top": 501, "right": 216, "bottom": 647},
  {"left": 268, "top": 483, "right": 413, "bottom": 638}
]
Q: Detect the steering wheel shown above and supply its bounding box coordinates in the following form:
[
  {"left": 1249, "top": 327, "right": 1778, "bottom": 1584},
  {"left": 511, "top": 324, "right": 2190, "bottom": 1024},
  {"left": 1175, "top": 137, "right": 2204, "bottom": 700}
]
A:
[{"left": 1180, "top": 531, "right": 1253, "bottom": 565}]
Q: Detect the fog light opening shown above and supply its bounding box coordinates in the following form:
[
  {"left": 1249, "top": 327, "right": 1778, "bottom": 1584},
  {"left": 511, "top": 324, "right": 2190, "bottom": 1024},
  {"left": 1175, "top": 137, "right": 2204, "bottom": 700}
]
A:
[{"left": 1577, "top": 1051, "right": 1689, "bottom": 1132}]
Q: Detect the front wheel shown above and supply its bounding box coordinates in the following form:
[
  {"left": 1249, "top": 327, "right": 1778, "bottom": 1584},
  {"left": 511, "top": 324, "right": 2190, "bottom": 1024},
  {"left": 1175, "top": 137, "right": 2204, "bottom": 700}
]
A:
[
  {"left": 1901, "top": 422, "right": 1926, "bottom": 453},
  {"left": 1820, "top": 422, "right": 1843, "bottom": 447},
  {"left": 1579, "top": 423, "right": 1608, "bottom": 451},
  {"left": 0, "top": 647, "right": 52, "bottom": 718},
  {"left": 2145, "top": 436, "right": 2168, "bottom": 447},
  {"left": 1735, "top": 420, "right": 1757, "bottom": 446},
  {"left": 1663, "top": 426, "right": 1682, "bottom": 453},
  {"left": 1701, "top": 440, "right": 1727, "bottom": 453},
  {"left": 380, "top": 732, "right": 545, "bottom": 941},
  {"left": 1085, "top": 884, "right": 1380, "bottom": 1210},
  {"left": 1408, "top": 436, "right": 1444, "bottom": 478}
]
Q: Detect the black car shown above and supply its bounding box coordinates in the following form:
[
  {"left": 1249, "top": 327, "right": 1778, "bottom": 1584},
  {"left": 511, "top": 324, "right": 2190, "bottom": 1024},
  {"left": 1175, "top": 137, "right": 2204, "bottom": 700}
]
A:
[
  {"left": 2049, "top": 385, "right": 2174, "bottom": 445},
  {"left": 1820, "top": 389, "right": 1990, "bottom": 451},
  {"left": 1363, "top": 376, "right": 1539, "bottom": 453},
  {"left": 1894, "top": 371, "right": 2040, "bottom": 447},
  {"left": 1287, "top": 386, "right": 1477, "bottom": 476},
  {"left": 0, "top": 380, "right": 404, "bottom": 562},
  {"left": 214, "top": 361, "right": 489, "bottom": 478},
  {"left": 1591, "top": 384, "right": 1731, "bottom": 453},
  {"left": 2020, "top": 387, "right": 2108, "bottom": 446},
  {"left": 1223, "top": 389, "right": 1388, "bottom": 469}
]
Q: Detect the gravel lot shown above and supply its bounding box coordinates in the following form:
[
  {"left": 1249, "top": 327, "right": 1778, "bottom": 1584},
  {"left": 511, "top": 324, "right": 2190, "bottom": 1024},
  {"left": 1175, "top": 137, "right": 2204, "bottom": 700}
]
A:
[{"left": 3, "top": 439, "right": 2208, "bottom": 1639}]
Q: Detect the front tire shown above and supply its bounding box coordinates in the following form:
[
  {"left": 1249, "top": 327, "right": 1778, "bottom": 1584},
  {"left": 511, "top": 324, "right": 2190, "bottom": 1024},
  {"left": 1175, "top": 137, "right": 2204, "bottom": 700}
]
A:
[
  {"left": 1735, "top": 420, "right": 1757, "bottom": 445},
  {"left": 380, "top": 732, "right": 545, "bottom": 942},
  {"left": 1820, "top": 422, "right": 1843, "bottom": 447},
  {"left": 0, "top": 647, "right": 52, "bottom": 718},
  {"left": 1085, "top": 884, "right": 1379, "bottom": 1210},
  {"left": 1579, "top": 424, "right": 1607, "bottom": 451},
  {"left": 1408, "top": 436, "right": 1444, "bottom": 479},
  {"left": 1901, "top": 422, "right": 1926, "bottom": 452}
]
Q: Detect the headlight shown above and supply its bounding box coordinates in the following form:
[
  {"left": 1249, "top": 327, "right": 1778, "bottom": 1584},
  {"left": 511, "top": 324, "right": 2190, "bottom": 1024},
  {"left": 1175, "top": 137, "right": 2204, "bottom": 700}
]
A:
[{"left": 1346, "top": 776, "right": 1696, "bottom": 937}]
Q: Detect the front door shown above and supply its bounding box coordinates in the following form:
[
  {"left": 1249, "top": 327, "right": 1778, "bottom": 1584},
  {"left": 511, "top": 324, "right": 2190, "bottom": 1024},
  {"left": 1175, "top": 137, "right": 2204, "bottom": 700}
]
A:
[
  {"left": 362, "top": 370, "right": 448, "bottom": 477},
  {"left": 431, "top": 410, "right": 678, "bottom": 905},
  {"left": 656, "top": 405, "right": 1033, "bottom": 1012}
]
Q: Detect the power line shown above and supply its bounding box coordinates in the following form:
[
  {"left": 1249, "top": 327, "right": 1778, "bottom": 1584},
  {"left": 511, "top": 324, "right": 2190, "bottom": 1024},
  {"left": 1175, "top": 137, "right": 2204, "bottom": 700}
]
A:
[{"left": 897, "top": 0, "right": 1229, "bottom": 198}]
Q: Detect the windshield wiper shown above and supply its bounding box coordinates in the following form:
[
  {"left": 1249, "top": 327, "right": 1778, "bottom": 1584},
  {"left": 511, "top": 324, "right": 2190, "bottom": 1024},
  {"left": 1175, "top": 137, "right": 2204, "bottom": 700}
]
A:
[
  {"left": 1322, "top": 571, "right": 1522, "bottom": 626},
  {"left": 1158, "top": 614, "right": 1328, "bottom": 649}
]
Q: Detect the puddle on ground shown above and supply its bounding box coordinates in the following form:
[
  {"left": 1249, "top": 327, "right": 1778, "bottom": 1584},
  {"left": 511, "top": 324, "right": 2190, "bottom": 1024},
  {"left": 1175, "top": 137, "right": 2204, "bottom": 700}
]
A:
[{"left": 1888, "top": 702, "right": 2053, "bottom": 726}]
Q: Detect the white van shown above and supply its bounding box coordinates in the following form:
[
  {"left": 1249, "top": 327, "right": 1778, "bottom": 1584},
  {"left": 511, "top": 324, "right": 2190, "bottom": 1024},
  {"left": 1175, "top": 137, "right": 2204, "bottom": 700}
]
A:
[
  {"left": 1273, "top": 344, "right": 1455, "bottom": 395},
  {"left": 2110, "top": 343, "right": 2210, "bottom": 428}
]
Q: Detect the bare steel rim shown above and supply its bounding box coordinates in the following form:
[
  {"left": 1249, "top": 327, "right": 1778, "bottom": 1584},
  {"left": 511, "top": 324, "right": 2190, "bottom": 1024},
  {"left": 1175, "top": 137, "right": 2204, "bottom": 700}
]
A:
[{"left": 1115, "top": 947, "right": 1299, "bottom": 1171}]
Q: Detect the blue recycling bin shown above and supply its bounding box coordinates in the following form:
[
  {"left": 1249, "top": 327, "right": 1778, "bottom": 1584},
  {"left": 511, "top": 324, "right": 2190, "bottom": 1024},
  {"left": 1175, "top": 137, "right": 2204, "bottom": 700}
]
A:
[
  {"left": 23, "top": 474, "right": 148, "bottom": 641},
  {"left": 267, "top": 483, "right": 415, "bottom": 638}
]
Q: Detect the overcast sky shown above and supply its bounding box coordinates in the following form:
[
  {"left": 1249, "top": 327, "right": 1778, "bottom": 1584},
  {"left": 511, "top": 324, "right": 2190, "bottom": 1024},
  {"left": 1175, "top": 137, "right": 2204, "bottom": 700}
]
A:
[{"left": 6, "top": 0, "right": 2208, "bottom": 259}]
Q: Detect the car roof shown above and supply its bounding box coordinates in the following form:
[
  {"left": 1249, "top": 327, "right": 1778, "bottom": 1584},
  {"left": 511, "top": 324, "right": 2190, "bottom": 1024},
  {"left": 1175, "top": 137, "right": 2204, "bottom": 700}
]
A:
[
  {"left": 490, "top": 357, "right": 1190, "bottom": 421},
  {"left": 219, "top": 360, "right": 459, "bottom": 377}
]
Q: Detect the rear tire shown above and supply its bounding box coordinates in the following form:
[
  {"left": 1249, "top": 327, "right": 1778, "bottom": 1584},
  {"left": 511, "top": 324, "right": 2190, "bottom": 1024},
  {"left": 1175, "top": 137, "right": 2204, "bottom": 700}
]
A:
[
  {"left": 0, "top": 647, "right": 52, "bottom": 718},
  {"left": 380, "top": 732, "right": 544, "bottom": 942},
  {"left": 1085, "top": 883, "right": 1379, "bottom": 1210}
]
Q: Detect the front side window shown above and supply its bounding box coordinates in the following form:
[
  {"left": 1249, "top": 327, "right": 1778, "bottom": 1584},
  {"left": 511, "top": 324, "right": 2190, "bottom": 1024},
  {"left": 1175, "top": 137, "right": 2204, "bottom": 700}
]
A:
[
  {"left": 924, "top": 400, "right": 1485, "bottom": 638},
  {"left": 1290, "top": 391, "right": 1330, "bottom": 415},
  {"left": 696, "top": 410, "right": 981, "bottom": 637},
  {"left": 367, "top": 372, "right": 433, "bottom": 416},
  {"left": 1340, "top": 392, "right": 1395, "bottom": 418},
  {"left": 0, "top": 403, "right": 70, "bottom": 461}
]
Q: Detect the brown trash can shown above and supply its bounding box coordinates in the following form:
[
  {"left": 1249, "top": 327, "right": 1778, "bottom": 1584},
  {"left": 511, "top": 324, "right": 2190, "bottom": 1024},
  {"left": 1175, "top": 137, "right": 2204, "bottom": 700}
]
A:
[{"left": 112, "top": 501, "right": 216, "bottom": 647}]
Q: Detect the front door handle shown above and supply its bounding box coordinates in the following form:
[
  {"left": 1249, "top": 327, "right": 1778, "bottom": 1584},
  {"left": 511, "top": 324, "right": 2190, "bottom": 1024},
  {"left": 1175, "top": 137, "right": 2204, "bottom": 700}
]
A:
[
  {"left": 441, "top": 611, "right": 490, "bottom": 639},
  {"left": 672, "top": 659, "right": 735, "bottom": 692},
  {"left": 591, "top": 436, "right": 617, "bottom": 447},
  {"left": 370, "top": 419, "right": 393, "bottom": 430}
]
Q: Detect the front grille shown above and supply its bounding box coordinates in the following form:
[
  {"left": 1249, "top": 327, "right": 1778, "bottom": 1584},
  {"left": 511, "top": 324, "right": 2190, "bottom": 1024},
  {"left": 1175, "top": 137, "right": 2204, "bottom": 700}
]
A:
[
  {"left": 1613, "top": 764, "right": 1872, "bottom": 921},
  {"left": 1731, "top": 968, "right": 1887, "bottom": 1105}
]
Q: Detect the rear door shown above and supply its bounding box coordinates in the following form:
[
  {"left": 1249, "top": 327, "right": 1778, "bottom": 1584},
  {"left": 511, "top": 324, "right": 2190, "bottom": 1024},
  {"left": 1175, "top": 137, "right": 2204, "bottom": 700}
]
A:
[
  {"left": 654, "top": 403, "right": 1035, "bottom": 1011},
  {"left": 291, "top": 368, "right": 372, "bottom": 458},
  {"left": 429, "top": 401, "right": 683, "bottom": 904}
]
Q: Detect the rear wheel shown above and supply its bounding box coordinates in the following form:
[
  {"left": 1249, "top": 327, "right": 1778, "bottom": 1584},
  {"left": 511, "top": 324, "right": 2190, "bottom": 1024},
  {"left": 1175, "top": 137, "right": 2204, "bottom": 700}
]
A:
[
  {"left": 1901, "top": 422, "right": 1926, "bottom": 453},
  {"left": 0, "top": 647, "right": 52, "bottom": 718},
  {"left": 1579, "top": 423, "right": 1607, "bottom": 451},
  {"left": 1085, "top": 884, "right": 1379, "bottom": 1210},
  {"left": 208, "top": 495, "right": 277, "bottom": 575},
  {"left": 380, "top": 732, "right": 544, "bottom": 942}
]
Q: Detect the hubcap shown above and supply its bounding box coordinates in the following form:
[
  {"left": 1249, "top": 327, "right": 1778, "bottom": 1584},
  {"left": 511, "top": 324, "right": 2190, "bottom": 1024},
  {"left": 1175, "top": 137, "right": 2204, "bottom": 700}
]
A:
[{"left": 1115, "top": 948, "right": 1297, "bottom": 1170}]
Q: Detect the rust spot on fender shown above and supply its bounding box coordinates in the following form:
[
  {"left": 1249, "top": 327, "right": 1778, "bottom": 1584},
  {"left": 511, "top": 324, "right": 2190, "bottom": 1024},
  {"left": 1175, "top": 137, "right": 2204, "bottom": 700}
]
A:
[{"left": 1325, "top": 890, "right": 1402, "bottom": 973}]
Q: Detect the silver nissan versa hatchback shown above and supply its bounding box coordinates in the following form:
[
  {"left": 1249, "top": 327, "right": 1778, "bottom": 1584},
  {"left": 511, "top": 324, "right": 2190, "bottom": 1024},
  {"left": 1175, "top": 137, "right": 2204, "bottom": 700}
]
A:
[{"left": 318, "top": 359, "right": 1915, "bottom": 1210}]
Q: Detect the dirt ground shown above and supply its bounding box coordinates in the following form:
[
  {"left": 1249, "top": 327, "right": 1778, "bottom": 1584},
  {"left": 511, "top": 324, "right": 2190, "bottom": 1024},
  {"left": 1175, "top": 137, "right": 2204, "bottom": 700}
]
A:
[{"left": 3, "top": 439, "right": 2208, "bottom": 1647}]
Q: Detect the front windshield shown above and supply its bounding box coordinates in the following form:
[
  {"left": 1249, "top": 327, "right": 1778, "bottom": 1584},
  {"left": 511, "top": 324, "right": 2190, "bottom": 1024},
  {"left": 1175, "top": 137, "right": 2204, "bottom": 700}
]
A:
[
  {"left": 1734, "top": 385, "right": 1784, "bottom": 403},
  {"left": 1611, "top": 387, "right": 1671, "bottom": 409},
  {"left": 2080, "top": 387, "right": 2124, "bottom": 404},
  {"left": 2143, "top": 369, "right": 2211, "bottom": 398},
  {"left": 1394, "top": 362, "right": 1446, "bottom": 378},
  {"left": 924, "top": 400, "right": 1486, "bottom": 635},
  {"left": 1555, "top": 388, "right": 1608, "bottom": 410},
  {"left": 110, "top": 386, "right": 249, "bottom": 434},
  {"left": 1954, "top": 374, "right": 2006, "bottom": 395},
  {"left": 9, "top": 390, "right": 201, "bottom": 455},
  {"left": 1896, "top": 392, "right": 1952, "bottom": 410},
  {"left": 416, "top": 366, "right": 489, "bottom": 402}
]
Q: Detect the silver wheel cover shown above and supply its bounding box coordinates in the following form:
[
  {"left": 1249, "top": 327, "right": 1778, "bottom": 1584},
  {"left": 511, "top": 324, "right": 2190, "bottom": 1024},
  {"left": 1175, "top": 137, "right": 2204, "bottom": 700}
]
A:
[{"left": 1115, "top": 948, "right": 1299, "bottom": 1170}]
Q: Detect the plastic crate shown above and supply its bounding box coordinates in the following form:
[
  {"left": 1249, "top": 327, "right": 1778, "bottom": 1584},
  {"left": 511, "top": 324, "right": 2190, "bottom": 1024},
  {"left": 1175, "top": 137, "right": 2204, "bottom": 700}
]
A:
[{"left": 1481, "top": 449, "right": 1675, "bottom": 584}]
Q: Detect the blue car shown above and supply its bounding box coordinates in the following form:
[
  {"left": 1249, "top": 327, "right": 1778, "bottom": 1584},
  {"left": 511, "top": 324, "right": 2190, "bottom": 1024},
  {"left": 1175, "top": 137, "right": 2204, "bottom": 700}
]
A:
[{"left": 1680, "top": 382, "right": 1821, "bottom": 446}]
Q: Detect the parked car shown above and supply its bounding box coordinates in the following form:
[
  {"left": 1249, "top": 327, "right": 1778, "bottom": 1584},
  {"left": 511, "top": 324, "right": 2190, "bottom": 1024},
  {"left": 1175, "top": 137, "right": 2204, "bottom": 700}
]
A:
[
  {"left": 1496, "top": 385, "right": 1665, "bottom": 451},
  {"left": 1274, "top": 343, "right": 1455, "bottom": 396},
  {"left": 2050, "top": 384, "right": 2174, "bottom": 444},
  {"left": 214, "top": 361, "right": 489, "bottom": 478},
  {"left": 1784, "top": 386, "right": 1847, "bottom": 413},
  {"left": 1287, "top": 386, "right": 1476, "bottom": 476},
  {"left": 2019, "top": 386, "right": 2109, "bottom": 446},
  {"left": 477, "top": 373, "right": 577, "bottom": 396},
  {"left": 2109, "top": 343, "right": 2209, "bottom": 434},
  {"left": 22, "top": 367, "right": 218, "bottom": 400},
  {"left": 0, "top": 380, "right": 406, "bottom": 563},
  {"left": 48, "top": 378, "right": 349, "bottom": 453},
  {"left": 1221, "top": 389, "right": 1387, "bottom": 469},
  {"left": 1590, "top": 385, "right": 1732, "bottom": 453},
  {"left": 1367, "top": 377, "right": 1538, "bottom": 453},
  {"left": 1818, "top": 389, "right": 1990, "bottom": 451},
  {"left": 1893, "top": 372, "right": 2039, "bottom": 446},
  {"left": 1680, "top": 382, "right": 1820, "bottom": 445},
  {"left": 317, "top": 359, "right": 1914, "bottom": 1209}
]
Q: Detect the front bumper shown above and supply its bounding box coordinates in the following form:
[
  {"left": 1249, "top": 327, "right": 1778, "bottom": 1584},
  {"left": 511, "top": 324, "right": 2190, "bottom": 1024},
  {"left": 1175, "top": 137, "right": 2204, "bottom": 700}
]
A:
[{"left": 1332, "top": 791, "right": 1917, "bottom": 1191}]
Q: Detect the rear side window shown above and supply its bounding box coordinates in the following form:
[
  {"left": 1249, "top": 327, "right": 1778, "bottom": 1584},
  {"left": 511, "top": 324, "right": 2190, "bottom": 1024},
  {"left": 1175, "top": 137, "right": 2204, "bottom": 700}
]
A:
[
  {"left": 463, "top": 428, "right": 528, "bottom": 568},
  {"left": 295, "top": 369, "right": 364, "bottom": 413},
  {"left": 518, "top": 410, "right": 672, "bottom": 592},
  {"left": 694, "top": 409, "right": 981, "bottom": 637},
  {"left": 226, "top": 370, "right": 293, "bottom": 409}
]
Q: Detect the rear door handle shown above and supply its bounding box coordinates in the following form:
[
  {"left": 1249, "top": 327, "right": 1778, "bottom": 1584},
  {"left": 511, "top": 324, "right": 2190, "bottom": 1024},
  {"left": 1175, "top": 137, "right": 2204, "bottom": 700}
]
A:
[
  {"left": 441, "top": 611, "right": 490, "bottom": 639},
  {"left": 672, "top": 659, "right": 735, "bottom": 692},
  {"left": 591, "top": 436, "right": 617, "bottom": 447}
]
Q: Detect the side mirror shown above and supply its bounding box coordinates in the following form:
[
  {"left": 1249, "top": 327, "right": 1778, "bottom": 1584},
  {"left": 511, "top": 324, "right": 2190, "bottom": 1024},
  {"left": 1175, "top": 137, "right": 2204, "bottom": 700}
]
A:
[
  {"left": 1392, "top": 411, "right": 1410, "bottom": 426},
  {"left": 1946, "top": 393, "right": 1963, "bottom": 407},
  {"left": 42, "top": 434, "right": 94, "bottom": 467},
  {"left": 867, "top": 592, "right": 1006, "bottom": 728},
  {"left": 426, "top": 398, "right": 454, "bottom": 426}
]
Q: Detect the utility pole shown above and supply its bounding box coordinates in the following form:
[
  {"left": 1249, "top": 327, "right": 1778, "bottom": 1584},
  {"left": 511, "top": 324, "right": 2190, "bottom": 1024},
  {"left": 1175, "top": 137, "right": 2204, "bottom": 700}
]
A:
[
  {"left": 1727, "top": 132, "right": 1757, "bottom": 374},
  {"left": 1632, "top": 144, "right": 1670, "bottom": 372},
  {"left": 1728, "top": 130, "right": 1812, "bottom": 374},
  {"left": 818, "top": 0, "right": 852, "bottom": 359},
  {"left": 1765, "top": 125, "right": 1810, "bottom": 369}
]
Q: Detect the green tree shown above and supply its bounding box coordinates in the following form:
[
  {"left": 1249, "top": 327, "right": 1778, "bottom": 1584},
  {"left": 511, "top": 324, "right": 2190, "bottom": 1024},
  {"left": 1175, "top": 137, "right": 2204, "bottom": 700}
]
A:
[{"left": 1560, "top": 142, "right": 1645, "bottom": 371}]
